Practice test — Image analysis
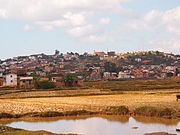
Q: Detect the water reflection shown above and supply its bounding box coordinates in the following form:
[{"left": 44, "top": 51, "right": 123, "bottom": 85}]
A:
[{"left": 6, "top": 116, "right": 180, "bottom": 135}]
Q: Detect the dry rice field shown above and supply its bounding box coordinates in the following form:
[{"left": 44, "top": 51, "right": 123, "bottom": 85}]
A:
[{"left": 0, "top": 89, "right": 179, "bottom": 114}]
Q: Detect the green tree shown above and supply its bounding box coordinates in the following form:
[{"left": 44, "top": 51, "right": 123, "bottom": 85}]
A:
[
  {"left": 34, "top": 79, "right": 55, "bottom": 89},
  {"left": 104, "top": 62, "right": 117, "bottom": 72},
  {"left": 64, "top": 74, "right": 76, "bottom": 87}
]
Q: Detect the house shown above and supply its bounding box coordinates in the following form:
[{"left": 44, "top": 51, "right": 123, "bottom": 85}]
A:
[
  {"left": 94, "top": 51, "right": 106, "bottom": 56},
  {"left": 19, "top": 77, "right": 34, "bottom": 89},
  {"left": 90, "top": 72, "right": 101, "bottom": 81},
  {"left": 51, "top": 73, "right": 65, "bottom": 87},
  {"left": 134, "top": 72, "right": 149, "bottom": 78},
  {"left": 11, "top": 69, "right": 27, "bottom": 76},
  {"left": 39, "top": 77, "right": 49, "bottom": 81},
  {"left": 44, "top": 66, "right": 54, "bottom": 72},
  {"left": 118, "top": 72, "right": 131, "bottom": 79},
  {"left": 104, "top": 72, "right": 111, "bottom": 78},
  {"left": 104, "top": 72, "right": 117, "bottom": 79},
  {"left": 3, "top": 73, "right": 17, "bottom": 87}
]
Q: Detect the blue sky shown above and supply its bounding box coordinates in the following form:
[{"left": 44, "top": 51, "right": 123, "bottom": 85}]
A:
[{"left": 0, "top": 0, "right": 180, "bottom": 59}]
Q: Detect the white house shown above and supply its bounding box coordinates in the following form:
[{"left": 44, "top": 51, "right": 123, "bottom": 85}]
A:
[{"left": 3, "top": 73, "right": 17, "bottom": 87}]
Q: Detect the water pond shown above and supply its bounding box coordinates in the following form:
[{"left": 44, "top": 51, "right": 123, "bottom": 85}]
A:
[{"left": 5, "top": 115, "right": 180, "bottom": 135}]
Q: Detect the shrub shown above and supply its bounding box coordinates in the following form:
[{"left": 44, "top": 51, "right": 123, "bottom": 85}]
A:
[
  {"left": 35, "top": 80, "right": 55, "bottom": 89},
  {"left": 158, "top": 108, "right": 175, "bottom": 117},
  {"left": 64, "top": 110, "right": 89, "bottom": 116},
  {"left": 36, "top": 111, "right": 64, "bottom": 117},
  {"left": 64, "top": 73, "right": 77, "bottom": 87},
  {"left": 104, "top": 106, "right": 129, "bottom": 115},
  {"left": 0, "top": 113, "right": 14, "bottom": 119},
  {"left": 134, "top": 106, "right": 175, "bottom": 117},
  {"left": 22, "top": 111, "right": 64, "bottom": 117}
]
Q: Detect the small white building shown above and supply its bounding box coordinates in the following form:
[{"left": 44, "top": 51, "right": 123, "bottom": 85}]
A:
[{"left": 3, "top": 73, "right": 17, "bottom": 87}]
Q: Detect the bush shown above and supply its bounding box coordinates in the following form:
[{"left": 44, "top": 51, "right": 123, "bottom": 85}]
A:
[
  {"left": 104, "top": 106, "right": 129, "bottom": 115},
  {"left": 0, "top": 113, "right": 14, "bottom": 119},
  {"left": 64, "top": 73, "right": 77, "bottom": 87},
  {"left": 35, "top": 111, "right": 64, "bottom": 117},
  {"left": 64, "top": 110, "right": 89, "bottom": 116},
  {"left": 134, "top": 106, "right": 175, "bottom": 117},
  {"left": 21, "top": 111, "right": 64, "bottom": 117},
  {"left": 35, "top": 80, "right": 55, "bottom": 89}
]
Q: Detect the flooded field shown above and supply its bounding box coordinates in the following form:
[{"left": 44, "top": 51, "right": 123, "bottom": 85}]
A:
[{"left": 5, "top": 116, "right": 180, "bottom": 135}]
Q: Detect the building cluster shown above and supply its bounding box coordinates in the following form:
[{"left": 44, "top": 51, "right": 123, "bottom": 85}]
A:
[{"left": 0, "top": 50, "right": 180, "bottom": 88}]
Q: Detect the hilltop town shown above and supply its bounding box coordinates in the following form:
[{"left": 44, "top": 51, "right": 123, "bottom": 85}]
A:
[{"left": 0, "top": 50, "right": 180, "bottom": 89}]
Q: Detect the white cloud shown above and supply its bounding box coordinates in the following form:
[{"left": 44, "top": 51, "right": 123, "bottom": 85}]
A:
[
  {"left": 0, "top": 0, "right": 133, "bottom": 21},
  {"left": 124, "top": 7, "right": 180, "bottom": 36},
  {"left": 66, "top": 25, "right": 99, "bottom": 37},
  {"left": 0, "top": 0, "right": 135, "bottom": 44},
  {"left": 41, "top": 25, "right": 54, "bottom": 31},
  {"left": 23, "top": 24, "right": 35, "bottom": 31},
  {"left": 149, "top": 38, "right": 180, "bottom": 53},
  {"left": 0, "top": 9, "right": 7, "bottom": 18},
  {"left": 99, "top": 18, "right": 111, "bottom": 24},
  {"left": 82, "top": 35, "right": 113, "bottom": 43},
  {"left": 35, "top": 12, "right": 88, "bottom": 31},
  {"left": 162, "top": 7, "right": 180, "bottom": 35}
]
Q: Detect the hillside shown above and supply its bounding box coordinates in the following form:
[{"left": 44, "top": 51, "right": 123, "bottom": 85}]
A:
[{"left": 117, "top": 51, "right": 180, "bottom": 66}]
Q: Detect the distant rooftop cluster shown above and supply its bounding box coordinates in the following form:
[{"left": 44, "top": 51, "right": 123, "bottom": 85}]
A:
[{"left": 0, "top": 50, "right": 180, "bottom": 88}]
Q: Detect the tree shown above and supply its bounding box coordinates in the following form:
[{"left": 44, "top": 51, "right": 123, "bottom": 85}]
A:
[
  {"left": 108, "top": 51, "right": 115, "bottom": 56},
  {"left": 55, "top": 50, "right": 60, "bottom": 55},
  {"left": 39, "top": 81, "right": 55, "bottom": 89},
  {"left": 64, "top": 74, "right": 76, "bottom": 87},
  {"left": 104, "top": 62, "right": 117, "bottom": 72},
  {"left": 34, "top": 79, "right": 55, "bottom": 89},
  {"left": 167, "top": 72, "right": 174, "bottom": 77}
]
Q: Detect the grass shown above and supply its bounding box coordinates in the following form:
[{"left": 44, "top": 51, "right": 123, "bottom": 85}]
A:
[
  {"left": 0, "top": 79, "right": 180, "bottom": 100},
  {"left": 85, "top": 79, "right": 180, "bottom": 91},
  {"left": 0, "top": 79, "right": 179, "bottom": 119},
  {"left": 134, "top": 106, "right": 176, "bottom": 118},
  {"left": 0, "top": 92, "right": 179, "bottom": 117},
  {"left": 0, "top": 113, "right": 14, "bottom": 119},
  {"left": 103, "top": 106, "right": 129, "bottom": 115},
  {"left": 0, "top": 126, "right": 77, "bottom": 135},
  {"left": 0, "top": 110, "right": 94, "bottom": 119},
  {"left": 0, "top": 106, "right": 178, "bottom": 119}
]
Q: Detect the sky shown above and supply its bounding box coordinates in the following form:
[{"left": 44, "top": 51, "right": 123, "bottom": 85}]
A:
[{"left": 0, "top": 0, "right": 180, "bottom": 59}]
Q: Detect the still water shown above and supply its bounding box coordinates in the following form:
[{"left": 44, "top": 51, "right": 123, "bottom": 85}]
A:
[{"left": 6, "top": 116, "right": 180, "bottom": 135}]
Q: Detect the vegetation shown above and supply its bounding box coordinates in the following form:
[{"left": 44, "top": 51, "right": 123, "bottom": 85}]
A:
[
  {"left": 0, "top": 126, "right": 77, "bottom": 135},
  {"left": 0, "top": 79, "right": 179, "bottom": 120},
  {"left": 64, "top": 74, "right": 77, "bottom": 87},
  {"left": 104, "top": 62, "right": 117, "bottom": 72},
  {"left": 85, "top": 79, "right": 180, "bottom": 91},
  {"left": 103, "top": 106, "right": 129, "bottom": 115},
  {"left": 134, "top": 106, "right": 175, "bottom": 118},
  {"left": 34, "top": 79, "right": 55, "bottom": 89},
  {"left": 0, "top": 110, "right": 93, "bottom": 119}
]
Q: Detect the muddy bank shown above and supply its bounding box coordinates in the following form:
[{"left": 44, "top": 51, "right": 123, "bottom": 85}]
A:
[
  {"left": 0, "top": 125, "right": 77, "bottom": 135},
  {"left": 0, "top": 106, "right": 179, "bottom": 120}
]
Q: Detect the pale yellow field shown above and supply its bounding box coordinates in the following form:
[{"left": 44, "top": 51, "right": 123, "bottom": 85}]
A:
[{"left": 0, "top": 90, "right": 179, "bottom": 114}]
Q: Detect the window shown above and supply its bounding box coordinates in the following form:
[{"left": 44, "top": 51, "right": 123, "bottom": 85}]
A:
[
  {"left": 10, "top": 75, "right": 13, "bottom": 78},
  {"left": 11, "top": 80, "right": 13, "bottom": 83}
]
